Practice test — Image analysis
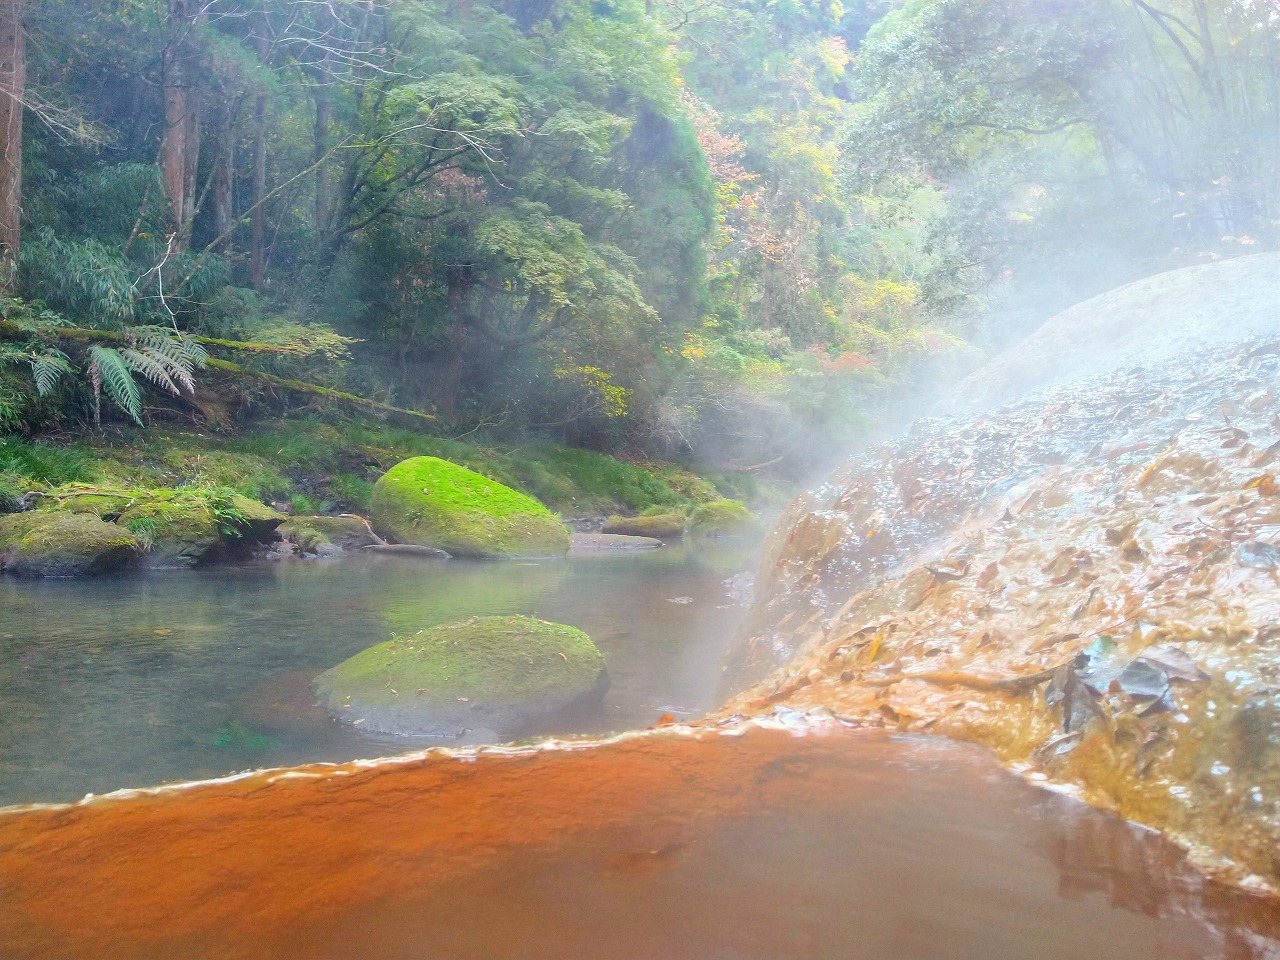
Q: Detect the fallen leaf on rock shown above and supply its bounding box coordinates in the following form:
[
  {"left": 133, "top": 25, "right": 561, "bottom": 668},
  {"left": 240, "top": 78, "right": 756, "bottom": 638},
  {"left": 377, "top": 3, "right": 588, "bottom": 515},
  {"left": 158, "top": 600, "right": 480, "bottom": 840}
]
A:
[
  {"left": 1245, "top": 473, "right": 1278, "bottom": 496},
  {"left": 926, "top": 561, "right": 969, "bottom": 582},
  {"left": 1138, "top": 440, "right": 1179, "bottom": 487},
  {"left": 1135, "top": 645, "right": 1211, "bottom": 683},
  {"left": 1113, "top": 659, "right": 1171, "bottom": 700},
  {"left": 977, "top": 561, "right": 1000, "bottom": 588},
  {"left": 1034, "top": 730, "right": 1082, "bottom": 761},
  {"left": 1252, "top": 439, "right": 1280, "bottom": 467},
  {"left": 1046, "top": 663, "right": 1104, "bottom": 733},
  {"left": 1029, "top": 631, "right": 1081, "bottom": 652}
]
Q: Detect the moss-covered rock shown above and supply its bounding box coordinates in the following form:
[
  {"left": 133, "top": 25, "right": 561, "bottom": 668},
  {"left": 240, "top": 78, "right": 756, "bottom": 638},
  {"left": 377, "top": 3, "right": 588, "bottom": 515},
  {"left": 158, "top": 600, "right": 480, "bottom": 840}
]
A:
[
  {"left": 370, "top": 457, "right": 569, "bottom": 559},
  {"left": 279, "top": 515, "right": 379, "bottom": 554},
  {"left": 0, "top": 473, "right": 29, "bottom": 513},
  {"left": 223, "top": 495, "right": 288, "bottom": 543},
  {"left": 0, "top": 511, "right": 140, "bottom": 576},
  {"left": 47, "top": 484, "right": 284, "bottom": 567},
  {"left": 688, "top": 499, "right": 757, "bottom": 537},
  {"left": 117, "top": 496, "right": 220, "bottom": 568},
  {"left": 601, "top": 513, "right": 687, "bottom": 539},
  {"left": 312, "top": 615, "right": 609, "bottom": 738}
]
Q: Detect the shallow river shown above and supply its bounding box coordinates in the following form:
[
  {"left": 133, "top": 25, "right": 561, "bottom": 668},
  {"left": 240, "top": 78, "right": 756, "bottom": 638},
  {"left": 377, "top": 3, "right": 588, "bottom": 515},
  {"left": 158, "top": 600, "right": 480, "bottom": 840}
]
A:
[
  {"left": 3, "top": 546, "right": 1279, "bottom": 958},
  {"left": 0, "top": 542, "right": 753, "bottom": 805}
]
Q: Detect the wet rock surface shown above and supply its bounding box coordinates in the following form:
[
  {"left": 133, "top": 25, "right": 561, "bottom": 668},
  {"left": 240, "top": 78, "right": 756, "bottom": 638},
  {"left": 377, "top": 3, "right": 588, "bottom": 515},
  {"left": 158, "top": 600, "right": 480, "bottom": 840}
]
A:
[
  {"left": 723, "top": 259, "right": 1280, "bottom": 885},
  {"left": 569, "top": 532, "right": 664, "bottom": 551},
  {"left": 278, "top": 515, "right": 380, "bottom": 555},
  {"left": 602, "top": 513, "right": 687, "bottom": 539}
]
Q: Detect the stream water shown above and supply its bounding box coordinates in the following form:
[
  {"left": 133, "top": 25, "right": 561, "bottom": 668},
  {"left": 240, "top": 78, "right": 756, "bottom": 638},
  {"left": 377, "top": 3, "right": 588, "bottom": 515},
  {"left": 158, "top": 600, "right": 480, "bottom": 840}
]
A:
[
  {"left": 3, "top": 524, "right": 1279, "bottom": 957},
  {"left": 0, "top": 542, "right": 753, "bottom": 805}
]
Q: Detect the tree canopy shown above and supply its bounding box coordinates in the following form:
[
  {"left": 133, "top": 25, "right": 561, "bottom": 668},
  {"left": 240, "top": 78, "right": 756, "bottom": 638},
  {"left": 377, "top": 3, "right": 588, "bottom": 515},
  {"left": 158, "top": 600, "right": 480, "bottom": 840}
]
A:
[{"left": 0, "top": 0, "right": 1274, "bottom": 468}]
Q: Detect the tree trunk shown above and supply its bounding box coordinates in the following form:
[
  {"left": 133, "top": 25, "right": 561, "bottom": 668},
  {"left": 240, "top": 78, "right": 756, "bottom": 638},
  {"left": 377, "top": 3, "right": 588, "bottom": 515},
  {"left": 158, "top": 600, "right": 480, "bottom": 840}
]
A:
[
  {"left": 249, "top": 33, "right": 268, "bottom": 291},
  {"left": 0, "top": 0, "right": 23, "bottom": 292},
  {"left": 161, "top": 0, "right": 201, "bottom": 251},
  {"left": 209, "top": 91, "right": 233, "bottom": 248},
  {"left": 312, "top": 58, "right": 330, "bottom": 248},
  {"left": 437, "top": 259, "right": 472, "bottom": 418}
]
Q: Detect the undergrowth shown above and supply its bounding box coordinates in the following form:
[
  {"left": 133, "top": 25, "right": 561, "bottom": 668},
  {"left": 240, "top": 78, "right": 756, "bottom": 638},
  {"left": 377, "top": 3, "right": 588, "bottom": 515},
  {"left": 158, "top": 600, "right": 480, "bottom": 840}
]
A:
[{"left": 0, "top": 413, "right": 782, "bottom": 518}]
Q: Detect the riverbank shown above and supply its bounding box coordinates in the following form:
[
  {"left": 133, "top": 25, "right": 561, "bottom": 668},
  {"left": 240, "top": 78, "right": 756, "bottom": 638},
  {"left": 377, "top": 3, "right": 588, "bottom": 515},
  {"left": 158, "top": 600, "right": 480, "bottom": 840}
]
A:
[{"left": 0, "top": 412, "right": 786, "bottom": 576}]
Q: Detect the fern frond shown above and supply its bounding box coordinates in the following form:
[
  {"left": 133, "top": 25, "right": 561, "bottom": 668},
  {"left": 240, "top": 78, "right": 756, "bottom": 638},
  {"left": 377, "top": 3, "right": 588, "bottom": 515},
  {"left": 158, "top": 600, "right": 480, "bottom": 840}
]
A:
[
  {"left": 153, "top": 345, "right": 196, "bottom": 394},
  {"left": 30, "top": 349, "right": 72, "bottom": 396},
  {"left": 87, "top": 345, "right": 141, "bottom": 423},
  {"left": 129, "top": 326, "right": 206, "bottom": 380},
  {"left": 179, "top": 337, "right": 208, "bottom": 367},
  {"left": 119, "top": 347, "right": 181, "bottom": 396}
]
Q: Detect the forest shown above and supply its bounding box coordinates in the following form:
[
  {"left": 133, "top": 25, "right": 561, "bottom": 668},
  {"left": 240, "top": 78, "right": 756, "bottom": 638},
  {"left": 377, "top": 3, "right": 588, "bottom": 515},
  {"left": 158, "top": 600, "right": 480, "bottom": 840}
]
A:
[
  {"left": 4, "top": 3, "right": 1280, "bottom": 955},
  {"left": 0, "top": 0, "right": 1275, "bottom": 489}
]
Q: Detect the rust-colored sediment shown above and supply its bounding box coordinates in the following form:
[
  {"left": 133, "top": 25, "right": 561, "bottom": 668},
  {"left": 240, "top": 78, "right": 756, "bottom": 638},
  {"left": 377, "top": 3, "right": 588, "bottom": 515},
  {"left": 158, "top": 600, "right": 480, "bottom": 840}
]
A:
[
  {"left": 722, "top": 332, "right": 1280, "bottom": 888},
  {"left": 0, "top": 725, "right": 842, "bottom": 959}
]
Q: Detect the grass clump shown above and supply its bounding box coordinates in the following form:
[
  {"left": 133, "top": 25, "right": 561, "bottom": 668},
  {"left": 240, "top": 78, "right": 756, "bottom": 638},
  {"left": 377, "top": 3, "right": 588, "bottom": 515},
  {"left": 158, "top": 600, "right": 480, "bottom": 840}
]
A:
[{"left": 0, "top": 438, "right": 95, "bottom": 484}]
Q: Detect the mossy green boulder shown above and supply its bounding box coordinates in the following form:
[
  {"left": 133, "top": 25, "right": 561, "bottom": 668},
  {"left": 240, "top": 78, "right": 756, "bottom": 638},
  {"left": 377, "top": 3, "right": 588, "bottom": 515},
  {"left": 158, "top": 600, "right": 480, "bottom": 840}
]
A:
[
  {"left": 601, "top": 513, "right": 687, "bottom": 539},
  {"left": 370, "top": 457, "right": 569, "bottom": 558},
  {"left": 117, "top": 496, "right": 220, "bottom": 567},
  {"left": 0, "top": 511, "right": 140, "bottom": 576},
  {"left": 689, "top": 499, "right": 757, "bottom": 537},
  {"left": 51, "top": 485, "right": 284, "bottom": 567},
  {"left": 312, "top": 615, "right": 609, "bottom": 739}
]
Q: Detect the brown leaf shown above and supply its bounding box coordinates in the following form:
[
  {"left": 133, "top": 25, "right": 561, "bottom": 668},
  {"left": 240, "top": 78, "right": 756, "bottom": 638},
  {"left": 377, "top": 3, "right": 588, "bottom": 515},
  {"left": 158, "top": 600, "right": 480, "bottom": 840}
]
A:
[
  {"left": 1135, "top": 645, "right": 1210, "bottom": 683},
  {"left": 1029, "top": 631, "right": 1081, "bottom": 652},
  {"left": 1252, "top": 439, "right": 1280, "bottom": 467},
  {"left": 977, "top": 561, "right": 999, "bottom": 588},
  {"left": 926, "top": 561, "right": 969, "bottom": 582},
  {"left": 1245, "top": 473, "right": 1278, "bottom": 496}
]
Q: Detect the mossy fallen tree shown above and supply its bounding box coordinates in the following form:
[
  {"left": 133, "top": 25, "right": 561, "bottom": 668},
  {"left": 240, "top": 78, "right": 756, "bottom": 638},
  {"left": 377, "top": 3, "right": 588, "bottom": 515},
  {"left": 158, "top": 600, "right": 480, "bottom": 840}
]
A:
[
  {"left": 0, "top": 321, "right": 435, "bottom": 425},
  {"left": 201, "top": 358, "right": 436, "bottom": 424}
]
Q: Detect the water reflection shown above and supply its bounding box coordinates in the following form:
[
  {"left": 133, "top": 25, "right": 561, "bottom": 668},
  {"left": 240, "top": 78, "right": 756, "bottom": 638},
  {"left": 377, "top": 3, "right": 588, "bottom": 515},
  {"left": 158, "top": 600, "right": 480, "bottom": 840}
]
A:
[
  {"left": 1039, "top": 792, "right": 1280, "bottom": 958},
  {"left": 0, "top": 541, "right": 753, "bottom": 804}
]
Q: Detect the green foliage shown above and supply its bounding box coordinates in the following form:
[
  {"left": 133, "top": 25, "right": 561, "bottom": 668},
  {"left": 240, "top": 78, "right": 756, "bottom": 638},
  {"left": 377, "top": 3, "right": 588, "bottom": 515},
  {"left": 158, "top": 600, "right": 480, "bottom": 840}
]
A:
[
  {"left": 121, "top": 514, "right": 158, "bottom": 550},
  {"left": 0, "top": 437, "right": 94, "bottom": 484},
  {"left": 13, "top": 0, "right": 1272, "bottom": 476},
  {"left": 510, "top": 445, "right": 692, "bottom": 514},
  {"left": 0, "top": 472, "right": 27, "bottom": 511},
  {"left": 22, "top": 231, "right": 138, "bottom": 325},
  {"left": 327, "top": 472, "right": 374, "bottom": 511},
  {"left": 207, "top": 491, "right": 252, "bottom": 538}
]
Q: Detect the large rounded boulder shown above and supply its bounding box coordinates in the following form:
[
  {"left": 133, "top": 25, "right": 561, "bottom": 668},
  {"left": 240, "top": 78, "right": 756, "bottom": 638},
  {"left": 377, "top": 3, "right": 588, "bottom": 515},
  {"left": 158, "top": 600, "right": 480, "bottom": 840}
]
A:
[
  {"left": 312, "top": 615, "right": 609, "bottom": 739},
  {"left": 370, "top": 456, "right": 569, "bottom": 558}
]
